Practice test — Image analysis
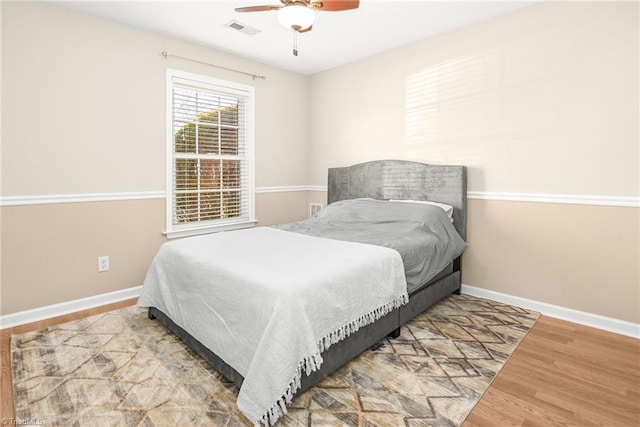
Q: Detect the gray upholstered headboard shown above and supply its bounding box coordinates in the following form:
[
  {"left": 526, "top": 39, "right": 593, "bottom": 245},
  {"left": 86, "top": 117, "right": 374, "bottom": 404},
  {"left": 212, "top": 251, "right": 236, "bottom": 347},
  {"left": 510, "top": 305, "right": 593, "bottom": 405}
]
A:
[{"left": 328, "top": 160, "right": 467, "bottom": 240}]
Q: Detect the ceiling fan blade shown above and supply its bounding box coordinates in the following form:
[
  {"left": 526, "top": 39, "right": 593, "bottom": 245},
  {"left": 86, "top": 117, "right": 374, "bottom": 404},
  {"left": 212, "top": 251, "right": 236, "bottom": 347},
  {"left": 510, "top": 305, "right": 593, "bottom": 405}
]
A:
[
  {"left": 298, "top": 24, "right": 313, "bottom": 33},
  {"left": 310, "top": 0, "right": 359, "bottom": 11},
  {"left": 235, "top": 5, "right": 282, "bottom": 12}
]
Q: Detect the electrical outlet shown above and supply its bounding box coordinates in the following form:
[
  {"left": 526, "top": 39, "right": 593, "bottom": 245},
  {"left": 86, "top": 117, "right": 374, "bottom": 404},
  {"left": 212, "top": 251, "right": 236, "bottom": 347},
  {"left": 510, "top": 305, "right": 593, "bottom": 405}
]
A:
[{"left": 98, "top": 256, "right": 110, "bottom": 272}]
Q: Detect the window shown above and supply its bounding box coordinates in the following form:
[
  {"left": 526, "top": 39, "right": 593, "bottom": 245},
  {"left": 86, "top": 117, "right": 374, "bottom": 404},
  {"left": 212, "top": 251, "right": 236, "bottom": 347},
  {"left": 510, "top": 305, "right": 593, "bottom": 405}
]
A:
[{"left": 166, "top": 69, "right": 255, "bottom": 238}]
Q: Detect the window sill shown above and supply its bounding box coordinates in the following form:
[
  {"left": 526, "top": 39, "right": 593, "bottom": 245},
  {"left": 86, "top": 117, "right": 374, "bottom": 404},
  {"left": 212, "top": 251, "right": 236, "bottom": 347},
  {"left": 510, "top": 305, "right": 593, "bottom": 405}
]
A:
[{"left": 164, "top": 220, "right": 258, "bottom": 239}]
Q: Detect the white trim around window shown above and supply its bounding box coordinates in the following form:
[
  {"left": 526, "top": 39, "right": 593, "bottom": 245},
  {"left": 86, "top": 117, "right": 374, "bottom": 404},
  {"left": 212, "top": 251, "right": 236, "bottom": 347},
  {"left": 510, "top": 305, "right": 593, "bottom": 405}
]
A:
[{"left": 164, "top": 69, "right": 256, "bottom": 239}]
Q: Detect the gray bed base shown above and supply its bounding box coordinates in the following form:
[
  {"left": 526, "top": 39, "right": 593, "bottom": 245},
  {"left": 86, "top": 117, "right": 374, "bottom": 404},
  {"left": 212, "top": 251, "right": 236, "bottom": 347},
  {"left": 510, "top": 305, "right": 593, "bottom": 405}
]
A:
[
  {"left": 148, "top": 160, "right": 467, "bottom": 399},
  {"left": 148, "top": 269, "right": 460, "bottom": 395},
  {"left": 149, "top": 271, "right": 460, "bottom": 395}
]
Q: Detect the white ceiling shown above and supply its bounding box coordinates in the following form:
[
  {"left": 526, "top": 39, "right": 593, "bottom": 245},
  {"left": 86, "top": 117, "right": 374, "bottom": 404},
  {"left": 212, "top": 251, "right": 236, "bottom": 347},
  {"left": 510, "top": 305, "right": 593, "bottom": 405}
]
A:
[{"left": 53, "top": 0, "right": 535, "bottom": 75}]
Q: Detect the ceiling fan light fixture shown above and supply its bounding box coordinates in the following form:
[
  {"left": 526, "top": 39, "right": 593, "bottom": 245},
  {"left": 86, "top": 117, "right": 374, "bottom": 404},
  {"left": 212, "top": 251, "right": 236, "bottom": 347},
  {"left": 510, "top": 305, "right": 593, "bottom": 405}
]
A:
[{"left": 277, "top": 5, "right": 315, "bottom": 31}]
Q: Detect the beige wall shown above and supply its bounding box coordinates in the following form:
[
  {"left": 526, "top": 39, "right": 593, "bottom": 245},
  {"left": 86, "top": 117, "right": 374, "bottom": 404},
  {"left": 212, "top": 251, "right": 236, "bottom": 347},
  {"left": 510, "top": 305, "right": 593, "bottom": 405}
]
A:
[
  {"left": 0, "top": 2, "right": 312, "bottom": 315},
  {"left": 256, "top": 192, "right": 309, "bottom": 226},
  {"left": 1, "top": 1, "right": 310, "bottom": 195},
  {"left": 308, "top": 1, "right": 638, "bottom": 196},
  {"left": 307, "top": 2, "right": 639, "bottom": 323},
  {"left": 464, "top": 199, "right": 639, "bottom": 323},
  {"left": 1, "top": 200, "right": 166, "bottom": 314}
]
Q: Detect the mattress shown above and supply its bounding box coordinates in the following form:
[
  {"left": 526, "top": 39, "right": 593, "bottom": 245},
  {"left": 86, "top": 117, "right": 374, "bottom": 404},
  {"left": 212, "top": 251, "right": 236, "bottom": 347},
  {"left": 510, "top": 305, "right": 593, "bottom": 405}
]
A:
[{"left": 274, "top": 198, "right": 466, "bottom": 289}]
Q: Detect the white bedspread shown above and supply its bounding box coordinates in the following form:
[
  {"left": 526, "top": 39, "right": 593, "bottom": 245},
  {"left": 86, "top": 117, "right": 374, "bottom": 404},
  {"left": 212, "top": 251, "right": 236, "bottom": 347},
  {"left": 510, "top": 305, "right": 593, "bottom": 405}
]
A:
[{"left": 137, "top": 227, "right": 408, "bottom": 425}]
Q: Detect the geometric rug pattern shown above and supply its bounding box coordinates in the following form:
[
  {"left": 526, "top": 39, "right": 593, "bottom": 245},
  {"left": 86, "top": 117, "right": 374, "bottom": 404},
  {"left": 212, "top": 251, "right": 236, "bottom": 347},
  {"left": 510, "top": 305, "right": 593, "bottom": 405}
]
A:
[{"left": 12, "top": 294, "right": 539, "bottom": 426}]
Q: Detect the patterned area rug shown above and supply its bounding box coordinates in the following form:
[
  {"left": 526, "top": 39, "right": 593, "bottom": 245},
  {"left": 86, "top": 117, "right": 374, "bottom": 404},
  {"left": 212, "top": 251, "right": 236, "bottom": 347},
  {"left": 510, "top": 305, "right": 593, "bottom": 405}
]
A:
[{"left": 12, "top": 294, "right": 539, "bottom": 426}]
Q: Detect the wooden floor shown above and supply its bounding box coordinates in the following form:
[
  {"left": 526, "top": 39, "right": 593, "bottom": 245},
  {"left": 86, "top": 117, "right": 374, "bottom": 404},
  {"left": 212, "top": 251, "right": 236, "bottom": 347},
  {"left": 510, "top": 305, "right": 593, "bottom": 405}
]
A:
[
  {"left": 1, "top": 300, "right": 639, "bottom": 426},
  {"left": 464, "top": 316, "right": 639, "bottom": 427}
]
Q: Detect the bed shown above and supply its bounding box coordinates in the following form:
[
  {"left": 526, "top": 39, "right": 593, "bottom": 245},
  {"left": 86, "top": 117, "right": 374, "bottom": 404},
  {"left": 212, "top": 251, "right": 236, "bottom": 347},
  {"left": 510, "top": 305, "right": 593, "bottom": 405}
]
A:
[{"left": 138, "top": 159, "right": 467, "bottom": 426}]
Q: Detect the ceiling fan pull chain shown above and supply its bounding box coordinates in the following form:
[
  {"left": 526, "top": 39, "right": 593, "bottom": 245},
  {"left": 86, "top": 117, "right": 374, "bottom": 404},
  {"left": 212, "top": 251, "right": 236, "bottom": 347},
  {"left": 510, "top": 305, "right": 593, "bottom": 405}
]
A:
[{"left": 292, "top": 30, "right": 299, "bottom": 56}]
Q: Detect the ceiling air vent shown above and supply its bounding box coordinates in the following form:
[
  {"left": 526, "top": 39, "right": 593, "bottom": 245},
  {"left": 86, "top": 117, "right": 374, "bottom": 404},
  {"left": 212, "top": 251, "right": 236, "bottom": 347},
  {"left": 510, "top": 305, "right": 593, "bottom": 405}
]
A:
[{"left": 225, "top": 20, "right": 260, "bottom": 36}]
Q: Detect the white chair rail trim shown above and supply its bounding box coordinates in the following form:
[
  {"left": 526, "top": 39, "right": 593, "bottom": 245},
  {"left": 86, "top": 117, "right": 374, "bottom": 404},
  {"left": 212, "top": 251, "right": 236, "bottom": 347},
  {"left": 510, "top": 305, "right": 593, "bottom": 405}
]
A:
[
  {"left": 467, "top": 191, "right": 639, "bottom": 207},
  {"left": 0, "top": 189, "right": 637, "bottom": 207},
  {"left": 0, "top": 191, "right": 165, "bottom": 206}
]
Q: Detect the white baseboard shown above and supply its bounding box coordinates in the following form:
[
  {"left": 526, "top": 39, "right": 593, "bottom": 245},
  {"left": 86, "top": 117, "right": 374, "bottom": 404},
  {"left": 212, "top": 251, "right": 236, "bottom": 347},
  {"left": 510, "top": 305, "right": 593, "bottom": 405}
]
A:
[
  {"left": 0, "top": 286, "right": 142, "bottom": 330},
  {"left": 3, "top": 284, "right": 638, "bottom": 339},
  {"left": 461, "top": 284, "right": 640, "bottom": 339}
]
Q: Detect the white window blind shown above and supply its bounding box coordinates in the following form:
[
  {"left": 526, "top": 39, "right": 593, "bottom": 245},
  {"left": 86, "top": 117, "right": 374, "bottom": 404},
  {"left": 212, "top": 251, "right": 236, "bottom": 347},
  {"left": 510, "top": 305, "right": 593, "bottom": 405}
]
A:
[{"left": 166, "top": 70, "right": 255, "bottom": 238}]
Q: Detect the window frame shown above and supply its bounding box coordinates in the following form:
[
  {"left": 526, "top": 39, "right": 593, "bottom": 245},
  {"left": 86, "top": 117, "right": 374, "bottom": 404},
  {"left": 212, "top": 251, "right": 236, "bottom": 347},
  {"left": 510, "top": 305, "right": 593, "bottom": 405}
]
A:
[{"left": 165, "top": 68, "right": 256, "bottom": 239}]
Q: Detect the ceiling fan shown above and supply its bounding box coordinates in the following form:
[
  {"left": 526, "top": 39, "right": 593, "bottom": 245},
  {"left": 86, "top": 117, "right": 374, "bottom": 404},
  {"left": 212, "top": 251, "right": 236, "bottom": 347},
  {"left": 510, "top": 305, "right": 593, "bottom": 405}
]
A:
[{"left": 235, "top": 0, "right": 360, "bottom": 56}]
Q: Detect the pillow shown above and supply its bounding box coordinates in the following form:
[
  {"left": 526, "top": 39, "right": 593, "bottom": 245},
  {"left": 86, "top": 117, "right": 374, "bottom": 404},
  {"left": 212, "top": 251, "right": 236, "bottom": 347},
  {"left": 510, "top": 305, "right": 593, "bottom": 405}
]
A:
[{"left": 389, "top": 199, "right": 454, "bottom": 220}]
